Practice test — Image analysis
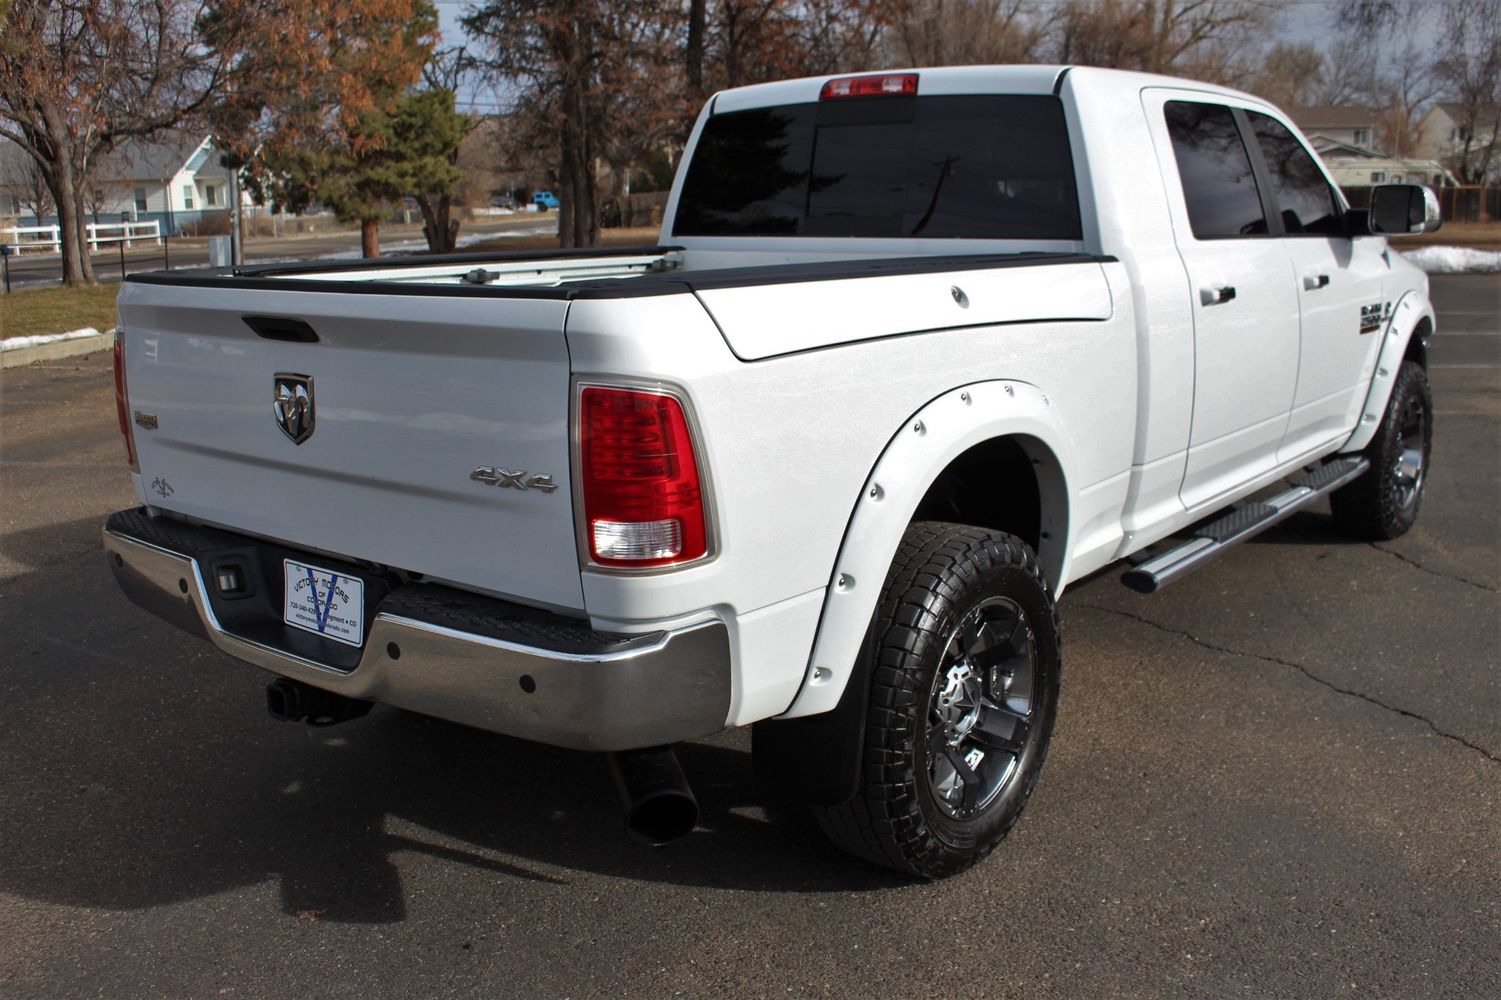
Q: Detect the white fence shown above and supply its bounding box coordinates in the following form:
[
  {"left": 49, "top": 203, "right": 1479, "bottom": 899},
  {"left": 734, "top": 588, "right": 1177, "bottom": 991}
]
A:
[{"left": 1, "top": 220, "right": 161, "bottom": 255}]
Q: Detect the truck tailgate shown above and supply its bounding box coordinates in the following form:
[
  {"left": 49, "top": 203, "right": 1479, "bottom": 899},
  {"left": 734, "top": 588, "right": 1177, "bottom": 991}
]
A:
[{"left": 116, "top": 282, "right": 584, "bottom": 612}]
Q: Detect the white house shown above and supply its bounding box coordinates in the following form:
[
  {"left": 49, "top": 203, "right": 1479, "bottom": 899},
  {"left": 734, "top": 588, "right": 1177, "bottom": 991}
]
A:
[
  {"left": 1290, "top": 106, "right": 1379, "bottom": 150},
  {"left": 1, "top": 133, "right": 249, "bottom": 234},
  {"left": 1415, "top": 102, "right": 1501, "bottom": 184}
]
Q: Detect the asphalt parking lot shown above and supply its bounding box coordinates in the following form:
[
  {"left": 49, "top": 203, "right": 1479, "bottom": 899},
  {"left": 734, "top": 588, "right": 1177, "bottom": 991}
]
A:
[{"left": 1, "top": 274, "right": 1496, "bottom": 998}]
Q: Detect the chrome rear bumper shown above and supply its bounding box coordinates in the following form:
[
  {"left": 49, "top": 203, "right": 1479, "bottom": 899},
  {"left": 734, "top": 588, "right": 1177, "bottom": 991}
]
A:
[{"left": 104, "top": 509, "right": 731, "bottom": 751}]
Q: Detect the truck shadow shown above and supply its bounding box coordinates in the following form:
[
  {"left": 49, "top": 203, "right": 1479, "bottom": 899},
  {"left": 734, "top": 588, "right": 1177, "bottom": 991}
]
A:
[{"left": 0, "top": 530, "right": 907, "bottom": 923}]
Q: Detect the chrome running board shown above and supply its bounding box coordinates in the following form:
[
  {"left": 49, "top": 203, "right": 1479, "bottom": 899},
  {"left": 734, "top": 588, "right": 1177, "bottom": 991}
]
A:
[{"left": 1122, "top": 456, "right": 1370, "bottom": 594}]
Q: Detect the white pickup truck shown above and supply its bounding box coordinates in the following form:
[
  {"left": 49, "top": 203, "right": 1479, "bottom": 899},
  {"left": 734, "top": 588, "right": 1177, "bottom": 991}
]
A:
[{"left": 106, "top": 65, "right": 1441, "bottom": 878}]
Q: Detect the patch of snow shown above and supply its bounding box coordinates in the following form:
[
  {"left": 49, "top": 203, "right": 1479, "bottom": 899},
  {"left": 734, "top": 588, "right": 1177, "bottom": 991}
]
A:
[
  {"left": 1398, "top": 246, "right": 1501, "bottom": 274},
  {"left": 1, "top": 327, "right": 105, "bottom": 351}
]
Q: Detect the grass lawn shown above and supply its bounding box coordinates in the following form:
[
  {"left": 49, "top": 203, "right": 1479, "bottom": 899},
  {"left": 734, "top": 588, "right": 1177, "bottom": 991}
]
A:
[{"left": 1, "top": 283, "right": 119, "bottom": 341}]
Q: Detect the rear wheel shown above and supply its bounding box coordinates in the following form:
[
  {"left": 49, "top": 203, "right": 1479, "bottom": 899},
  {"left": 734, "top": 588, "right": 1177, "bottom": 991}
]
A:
[
  {"left": 1331, "top": 360, "right": 1433, "bottom": 540},
  {"left": 813, "top": 522, "right": 1061, "bottom": 879}
]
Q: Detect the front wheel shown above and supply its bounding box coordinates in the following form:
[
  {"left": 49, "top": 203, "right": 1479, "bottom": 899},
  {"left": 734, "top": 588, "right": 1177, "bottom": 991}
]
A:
[
  {"left": 1330, "top": 360, "right": 1433, "bottom": 540},
  {"left": 813, "top": 523, "right": 1061, "bottom": 879}
]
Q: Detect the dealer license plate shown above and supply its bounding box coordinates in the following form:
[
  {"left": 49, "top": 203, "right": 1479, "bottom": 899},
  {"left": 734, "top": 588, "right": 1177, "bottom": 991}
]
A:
[{"left": 283, "top": 559, "right": 365, "bottom": 647}]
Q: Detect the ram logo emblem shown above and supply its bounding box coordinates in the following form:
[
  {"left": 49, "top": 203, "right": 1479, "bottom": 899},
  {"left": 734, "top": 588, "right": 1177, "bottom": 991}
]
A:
[
  {"left": 471, "top": 466, "right": 558, "bottom": 493},
  {"left": 273, "top": 374, "right": 315, "bottom": 444}
]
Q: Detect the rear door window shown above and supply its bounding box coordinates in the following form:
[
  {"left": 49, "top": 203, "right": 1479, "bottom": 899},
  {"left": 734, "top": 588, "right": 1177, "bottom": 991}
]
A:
[
  {"left": 1163, "top": 101, "right": 1267, "bottom": 239},
  {"left": 1245, "top": 112, "right": 1344, "bottom": 236},
  {"left": 674, "top": 95, "right": 1082, "bottom": 240}
]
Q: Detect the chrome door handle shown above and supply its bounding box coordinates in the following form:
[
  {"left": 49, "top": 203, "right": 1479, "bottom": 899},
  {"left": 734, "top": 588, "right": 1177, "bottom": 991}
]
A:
[
  {"left": 1303, "top": 273, "right": 1331, "bottom": 290},
  {"left": 1200, "top": 285, "right": 1236, "bottom": 305}
]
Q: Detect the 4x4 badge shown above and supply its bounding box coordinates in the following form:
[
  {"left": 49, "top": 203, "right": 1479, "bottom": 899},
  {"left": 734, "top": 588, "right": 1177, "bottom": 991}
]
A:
[
  {"left": 470, "top": 466, "right": 558, "bottom": 493},
  {"left": 273, "top": 373, "right": 315, "bottom": 444}
]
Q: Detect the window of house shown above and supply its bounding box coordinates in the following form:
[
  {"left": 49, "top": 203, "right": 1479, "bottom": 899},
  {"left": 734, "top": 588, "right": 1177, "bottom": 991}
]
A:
[
  {"left": 1163, "top": 101, "right": 1267, "bottom": 239},
  {"left": 0, "top": 193, "right": 18, "bottom": 215},
  {"left": 134, "top": 187, "right": 148, "bottom": 212},
  {"left": 1246, "top": 112, "right": 1343, "bottom": 236},
  {"left": 1354, "top": 129, "right": 1370, "bottom": 146},
  {"left": 205, "top": 184, "right": 218, "bottom": 207},
  {"left": 1371, "top": 171, "right": 1386, "bottom": 183},
  {"left": 182, "top": 184, "right": 194, "bottom": 209},
  {"left": 1391, "top": 174, "right": 1403, "bottom": 182}
]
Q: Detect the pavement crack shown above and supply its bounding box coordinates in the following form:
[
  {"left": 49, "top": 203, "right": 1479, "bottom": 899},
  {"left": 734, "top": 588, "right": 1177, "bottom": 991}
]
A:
[
  {"left": 1367, "top": 543, "right": 1498, "bottom": 593},
  {"left": 1077, "top": 602, "right": 1501, "bottom": 766}
]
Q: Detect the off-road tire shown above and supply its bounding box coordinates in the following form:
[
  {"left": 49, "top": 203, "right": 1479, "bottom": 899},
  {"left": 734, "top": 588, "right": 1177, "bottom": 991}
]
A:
[
  {"left": 812, "top": 522, "right": 1061, "bottom": 879},
  {"left": 1330, "top": 360, "right": 1433, "bottom": 540}
]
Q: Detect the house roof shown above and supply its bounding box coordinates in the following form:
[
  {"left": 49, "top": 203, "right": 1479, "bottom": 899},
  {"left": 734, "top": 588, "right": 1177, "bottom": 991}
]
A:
[
  {"left": 1429, "top": 101, "right": 1501, "bottom": 124},
  {"left": 1309, "top": 135, "right": 1382, "bottom": 159},
  {"left": 0, "top": 138, "right": 31, "bottom": 176},
  {"left": 94, "top": 133, "right": 225, "bottom": 183},
  {"left": 1289, "top": 106, "right": 1377, "bottom": 130},
  {"left": 4, "top": 133, "right": 235, "bottom": 202}
]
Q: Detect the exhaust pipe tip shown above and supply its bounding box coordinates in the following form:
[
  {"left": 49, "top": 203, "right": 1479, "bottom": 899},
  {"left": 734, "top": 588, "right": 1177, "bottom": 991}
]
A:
[
  {"left": 607, "top": 747, "right": 699, "bottom": 847},
  {"left": 624, "top": 789, "right": 700, "bottom": 848}
]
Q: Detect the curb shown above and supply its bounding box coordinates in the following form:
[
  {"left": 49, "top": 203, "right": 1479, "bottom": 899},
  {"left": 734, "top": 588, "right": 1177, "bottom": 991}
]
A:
[{"left": 1, "top": 329, "right": 116, "bottom": 369}]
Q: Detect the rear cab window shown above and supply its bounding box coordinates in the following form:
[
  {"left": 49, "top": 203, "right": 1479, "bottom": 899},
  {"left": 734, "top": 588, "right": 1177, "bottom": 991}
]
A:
[{"left": 674, "top": 94, "right": 1083, "bottom": 240}]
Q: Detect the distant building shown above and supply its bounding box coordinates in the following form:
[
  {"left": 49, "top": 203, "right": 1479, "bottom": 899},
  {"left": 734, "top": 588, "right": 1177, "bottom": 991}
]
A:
[
  {"left": 1414, "top": 102, "right": 1501, "bottom": 184},
  {"left": 1287, "top": 106, "right": 1457, "bottom": 190},
  {"left": 1, "top": 133, "right": 248, "bottom": 234},
  {"left": 1306, "top": 136, "right": 1457, "bottom": 189},
  {"left": 1290, "top": 106, "right": 1379, "bottom": 150}
]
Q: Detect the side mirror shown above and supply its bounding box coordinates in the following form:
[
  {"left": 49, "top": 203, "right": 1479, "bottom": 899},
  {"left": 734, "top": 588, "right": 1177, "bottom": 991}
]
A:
[{"left": 1368, "top": 184, "right": 1442, "bottom": 235}]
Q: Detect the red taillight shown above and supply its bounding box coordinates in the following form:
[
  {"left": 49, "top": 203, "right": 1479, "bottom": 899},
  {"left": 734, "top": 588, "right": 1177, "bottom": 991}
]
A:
[
  {"left": 819, "top": 73, "right": 918, "bottom": 100},
  {"left": 580, "top": 386, "right": 707, "bottom": 568},
  {"left": 112, "top": 331, "right": 139, "bottom": 472}
]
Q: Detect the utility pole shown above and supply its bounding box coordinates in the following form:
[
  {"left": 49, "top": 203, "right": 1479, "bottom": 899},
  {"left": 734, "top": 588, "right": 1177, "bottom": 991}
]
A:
[{"left": 230, "top": 169, "right": 243, "bottom": 266}]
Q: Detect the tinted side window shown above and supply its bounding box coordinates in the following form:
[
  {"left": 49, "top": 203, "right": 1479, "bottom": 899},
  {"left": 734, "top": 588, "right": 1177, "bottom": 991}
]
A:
[
  {"left": 675, "top": 95, "right": 1082, "bottom": 240},
  {"left": 1164, "top": 101, "right": 1267, "bottom": 239},
  {"left": 1246, "top": 112, "right": 1344, "bottom": 236}
]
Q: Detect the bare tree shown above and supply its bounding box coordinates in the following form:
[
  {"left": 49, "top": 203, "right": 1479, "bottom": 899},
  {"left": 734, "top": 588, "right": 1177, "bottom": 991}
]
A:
[
  {"left": 787, "top": 0, "right": 896, "bottom": 75},
  {"left": 1050, "top": 0, "right": 1279, "bottom": 80},
  {"left": 0, "top": 1, "right": 231, "bottom": 285},
  {"left": 1, "top": 146, "right": 55, "bottom": 223},
  {"left": 464, "top": 0, "right": 685, "bottom": 248},
  {"left": 1431, "top": 0, "right": 1501, "bottom": 182},
  {"left": 1374, "top": 46, "right": 1436, "bottom": 156},
  {"left": 885, "top": 0, "right": 1044, "bottom": 67},
  {"left": 1242, "top": 41, "right": 1329, "bottom": 111},
  {"left": 1318, "top": 33, "right": 1383, "bottom": 106},
  {"left": 84, "top": 180, "right": 110, "bottom": 226}
]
